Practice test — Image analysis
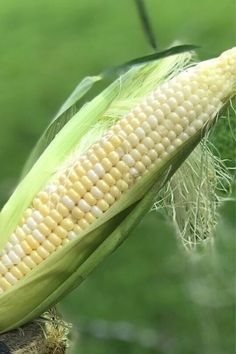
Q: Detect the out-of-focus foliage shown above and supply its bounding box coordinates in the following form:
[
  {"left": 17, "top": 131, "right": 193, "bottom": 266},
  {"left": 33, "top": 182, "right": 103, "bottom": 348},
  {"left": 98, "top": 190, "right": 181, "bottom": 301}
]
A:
[{"left": 0, "top": 0, "right": 234, "bottom": 353}]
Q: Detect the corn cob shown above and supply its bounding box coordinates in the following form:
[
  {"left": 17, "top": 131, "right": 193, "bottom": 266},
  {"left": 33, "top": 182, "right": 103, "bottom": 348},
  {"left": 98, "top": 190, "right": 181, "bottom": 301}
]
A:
[{"left": 0, "top": 48, "right": 235, "bottom": 294}]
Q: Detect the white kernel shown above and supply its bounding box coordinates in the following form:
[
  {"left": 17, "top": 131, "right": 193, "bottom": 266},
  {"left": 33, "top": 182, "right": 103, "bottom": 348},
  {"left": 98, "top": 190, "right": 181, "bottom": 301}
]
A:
[
  {"left": 62, "top": 196, "right": 75, "bottom": 210},
  {"left": 176, "top": 106, "right": 186, "bottom": 117},
  {"left": 154, "top": 109, "right": 164, "bottom": 121},
  {"left": 91, "top": 206, "right": 103, "bottom": 218},
  {"left": 147, "top": 115, "right": 158, "bottom": 128},
  {"left": 185, "top": 126, "right": 197, "bottom": 136},
  {"left": 14, "top": 244, "right": 25, "bottom": 258},
  {"left": 91, "top": 186, "right": 104, "bottom": 199},
  {"left": 8, "top": 250, "right": 21, "bottom": 265},
  {"left": 123, "top": 154, "right": 135, "bottom": 167},
  {"left": 135, "top": 127, "right": 145, "bottom": 140},
  {"left": 78, "top": 199, "right": 91, "bottom": 212},
  {"left": 5, "top": 272, "right": 17, "bottom": 285},
  {"left": 190, "top": 95, "right": 199, "bottom": 105},
  {"left": 10, "top": 234, "right": 18, "bottom": 245},
  {"left": 168, "top": 97, "right": 178, "bottom": 110},
  {"left": 93, "top": 164, "right": 105, "bottom": 178},
  {"left": 199, "top": 113, "right": 209, "bottom": 122},
  {"left": 142, "top": 137, "right": 154, "bottom": 149},
  {"left": 32, "top": 211, "right": 44, "bottom": 223},
  {"left": 179, "top": 132, "right": 189, "bottom": 141},
  {"left": 44, "top": 183, "right": 57, "bottom": 194},
  {"left": 5, "top": 242, "right": 13, "bottom": 252},
  {"left": 162, "top": 103, "right": 171, "bottom": 115},
  {"left": 193, "top": 120, "right": 203, "bottom": 129},
  {"left": 129, "top": 167, "right": 139, "bottom": 177},
  {"left": 27, "top": 217, "right": 37, "bottom": 230},
  {"left": 22, "top": 225, "right": 31, "bottom": 235},
  {"left": 167, "top": 145, "right": 175, "bottom": 154},
  {"left": 68, "top": 231, "right": 77, "bottom": 241},
  {"left": 32, "top": 229, "right": 46, "bottom": 242},
  {"left": 2, "top": 255, "right": 13, "bottom": 268}
]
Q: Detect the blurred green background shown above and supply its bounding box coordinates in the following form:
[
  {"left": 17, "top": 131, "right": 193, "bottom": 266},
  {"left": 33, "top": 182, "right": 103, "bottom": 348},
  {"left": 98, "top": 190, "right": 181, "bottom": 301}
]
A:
[{"left": 0, "top": 1, "right": 235, "bottom": 353}]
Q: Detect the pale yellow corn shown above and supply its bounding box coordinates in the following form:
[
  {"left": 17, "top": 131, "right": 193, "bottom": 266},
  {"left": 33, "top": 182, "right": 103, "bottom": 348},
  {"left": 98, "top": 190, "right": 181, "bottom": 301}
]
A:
[{"left": 0, "top": 48, "right": 235, "bottom": 293}]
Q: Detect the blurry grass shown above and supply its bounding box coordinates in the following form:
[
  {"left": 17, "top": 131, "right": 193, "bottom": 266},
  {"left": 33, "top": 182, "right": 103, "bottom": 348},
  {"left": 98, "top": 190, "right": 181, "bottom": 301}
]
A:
[{"left": 0, "top": 1, "right": 234, "bottom": 353}]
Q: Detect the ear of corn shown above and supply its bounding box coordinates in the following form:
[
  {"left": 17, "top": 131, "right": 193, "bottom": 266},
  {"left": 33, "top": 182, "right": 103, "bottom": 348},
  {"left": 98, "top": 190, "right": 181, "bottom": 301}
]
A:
[{"left": 0, "top": 48, "right": 235, "bottom": 333}]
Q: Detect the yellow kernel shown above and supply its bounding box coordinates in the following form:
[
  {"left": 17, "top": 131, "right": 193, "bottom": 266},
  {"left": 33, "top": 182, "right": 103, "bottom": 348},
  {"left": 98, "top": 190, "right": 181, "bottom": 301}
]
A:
[
  {"left": 109, "top": 186, "right": 121, "bottom": 199},
  {"left": 137, "top": 144, "right": 148, "bottom": 156},
  {"left": 110, "top": 167, "right": 121, "bottom": 180},
  {"left": 23, "top": 256, "right": 36, "bottom": 269},
  {"left": 68, "top": 171, "right": 79, "bottom": 183},
  {"left": 61, "top": 218, "right": 74, "bottom": 231},
  {"left": 148, "top": 149, "right": 158, "bottom": 161},
  {"left": 31, "top": 251, "right": 43, "bottom": 264},
  {"left": 104, "top": 174, "right": 116, "bottom": 186},
  {"left": 25, "top": 235, "right": 39, "bottom": 250},
  {"left": 21, "top": 240, "right": 32, "bottom": 255},
  {"left": 75, "top": 164, "right": 86, "bottom": 177},
  {"left": 25, "top": 208, "right": 32, "bottom": 218},
  {"left": 74, "top": 225, "right": 82, "bottom": 234},
  {"left": 74, "top": 181, "right": 86, "bottom": 195},
  {"left": 57, "top": 203, "right": 70, "bottom": 218},
  {"left": 0, "top": 277, "right": 11, "bottom": 290},
  {"left": 104, "top": 193, "right": 115, "bottom": 205},
  {"left": 109, "top": 135, "right": 122, "bottom": 148},
  {"left": 85, "top": 212, "right": 96, "bottom": 224},
  {"left": 58, "top": 185, "right": 67, "bottom": 195},
  {"left": 48, "top": 233, "right": 62, "bottom": 247},
  {"left": 81, "top": 159, "right": 93, "bottom": 171},
  {"left": 54, "top": 226, "right": 68, "bottom": 238},
  {"left": 102, "top": 141, "right": 114, "bottom": 153},
  {"left": 130, "top": 149, "right": 141, "bottom": 161},
  {"left": 123, "top": 124, "right": 133, "bottom": 135},
  {"left": 97, "top": 200, "right": 109, "bottom": 211},
  {"left": 68, "top": 188, "right": 80, "bottom": 202},
  {"left": 108, "top": 151, "right": 120, "bottom": 165},
  {"left": 142, "top": 156, "right": 152, "bottom": 167},
  {"left": 117, "top": 180, "right": 129, "bottom": 192},
  {"left": 38, "top": 191, "right": 48, "bottom": 203},
  {"left": 38, "top": 204, "right": 50, "bottom": 217},
  {"left": 37, "top": 246, "right": 50, "bottom": 259},
  {"left": 84, "top": 192, "right": 97, "bottom": 206},
  {"left": 128, "top": 133, "right": 139, "bottom": 147},
  {"left": 78, "top": 219, "right": 89, "bottom": 229},
  {"left": 15, "top": 227, "right": 25, "bottom": 241},
  {"left": 130, "top": 118, "right": 140, "bottom": 128},
  {"left": 96, "top": 180, "right": 110, "bottom": 193},
  {"left": 50, "top": 209, "right": 63, "bottom": 223},
  {"left": 88, "top": 152, "right": 99, "bottom": 164},
  {"left": 42, "top": 240, "right": 56, "bottom": 253},
  {"left": 50, "top": 193, "right": 60, "bottom": 205},
  {"left": 62, "top": 239, "right": 70, "bottom": 246},
  {"left": 72, "top": 207, "right": 84, "bottom": 219},
  {"left": 11, "top": 266, "right": 23, "bottom": 279},
  {"left": 17, "top": 261, "right": 31, "bottom": 275},
  {"left": 135, "top": 161, "right": 146, "bottom": 173},
  {"left": 80, "top": 176, "right": 93, "bottom": 190},
  {"left": 0, "top": 263, "right": 8, "bottom": 275},
  {"left": 33, "top": 198, "right": 41, "bottom": 209},
  {"left": 116, "top": 161, "right": 129, "bottom": 173},
  {"left": 101, "top": 158, "right": 112, "bottom": 172},
  {"left": 38, "top": 223, "right": 51, "bottom": 236},
  {"left": 95, "top": 147, "right": 106, "bottom": 160},
  {"left": 44, "top": 216, "right": 56, "bottom": 230}
]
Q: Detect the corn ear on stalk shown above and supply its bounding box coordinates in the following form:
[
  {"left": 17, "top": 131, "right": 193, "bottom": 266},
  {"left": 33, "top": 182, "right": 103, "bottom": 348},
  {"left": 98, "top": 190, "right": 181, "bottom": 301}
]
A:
[{"left": 0, "top": 48, "right": 235, "bottom": 333}]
